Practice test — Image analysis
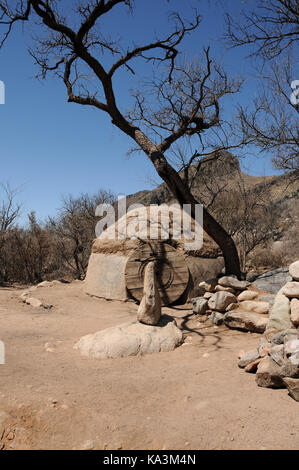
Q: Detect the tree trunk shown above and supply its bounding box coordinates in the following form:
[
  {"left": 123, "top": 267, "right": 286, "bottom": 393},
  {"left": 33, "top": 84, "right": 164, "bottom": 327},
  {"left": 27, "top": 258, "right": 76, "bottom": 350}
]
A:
[{"left": 145, "top": 149, "right": 241, "bottom": 278}]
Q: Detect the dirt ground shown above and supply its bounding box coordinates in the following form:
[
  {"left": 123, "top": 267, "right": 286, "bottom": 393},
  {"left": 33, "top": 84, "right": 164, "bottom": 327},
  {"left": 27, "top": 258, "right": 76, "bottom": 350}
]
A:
[{"left": 0, "top": 281, "right": 298, "bottom": 450}]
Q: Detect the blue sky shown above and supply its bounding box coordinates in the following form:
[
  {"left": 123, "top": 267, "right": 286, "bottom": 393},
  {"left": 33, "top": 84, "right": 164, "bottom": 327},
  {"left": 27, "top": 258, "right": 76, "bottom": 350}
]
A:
[{"left": 0, "top": 0, "right": 280, "bottom": 223}]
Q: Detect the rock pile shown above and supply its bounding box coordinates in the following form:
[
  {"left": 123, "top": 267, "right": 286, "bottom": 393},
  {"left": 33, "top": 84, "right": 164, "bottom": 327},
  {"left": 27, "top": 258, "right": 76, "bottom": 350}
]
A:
[
  {"left": 238, "top": 260, "right": 299, "bottom": 402},
  {"left": 192, "top": 275, "right": 271, "bottom": 333}
]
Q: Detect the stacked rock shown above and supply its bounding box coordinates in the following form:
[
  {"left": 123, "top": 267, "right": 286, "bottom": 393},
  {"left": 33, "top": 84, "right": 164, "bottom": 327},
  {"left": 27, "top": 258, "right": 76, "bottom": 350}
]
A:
[
  {"left": 192, "top": 275, "right": 271, "bottom": 333},
  {"left": 265, "top": 260, "right": 299, "bottom": 335},
  {"left": 237, "top": 260, "right": 299, "bottom": 402}
]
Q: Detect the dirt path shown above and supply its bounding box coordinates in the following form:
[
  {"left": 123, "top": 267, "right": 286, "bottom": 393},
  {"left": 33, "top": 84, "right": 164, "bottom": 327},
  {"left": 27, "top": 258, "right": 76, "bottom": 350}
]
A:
[{"left": 0, "top": 282, "right": 298, "bottom": 450}]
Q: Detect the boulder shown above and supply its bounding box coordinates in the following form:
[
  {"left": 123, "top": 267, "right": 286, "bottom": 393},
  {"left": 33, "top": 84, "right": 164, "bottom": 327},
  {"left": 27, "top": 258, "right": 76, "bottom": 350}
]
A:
[
  {"left": 250, "top": 267, "right": 292, "bottom": 294},
  {"left": 290, "top": 299, "right": 299, "bottom": 326},
  {"left": 192, "top": 297, "right": 208, "bottom": 315},
  {"left": 224, "top": 311, "right": 268, "bottom": 333},
  {"left": 137, "top": 261, "right": 161, "bottom": 326},
  {"left": 259, "top": 295, "right": 275, "bottom": 306},
  {"left": 282, "top": 377, "right": 299, "bottom": 402},
  {"left": 237, "top": 291, "right": 258, "bottom": 301},
  {"left": 266, "top": 287, "right": 291, "bottom": 333},
  {"left": 74, "top": 315, "right": 183, "bottom": 359},
  {"left": 289, "top": 260, "right": 299, "bottom": 282},
  {"left": 283, "top": 282, "right": 299, "bottom": 299},
  {"left": 238, "top": 350, "right": 259, "bottom": 368},
  {"left": 213, "top": 292, "right": 237, "bottom": 312},
  {"left": 255, "top": 356, "right": 284, "bottom": 388},
  {"left": 239, "top": 300, "right": 269, "bottom": 315},
  {"left": 218, "top": 276, "right": 250, "bottom": 291}
]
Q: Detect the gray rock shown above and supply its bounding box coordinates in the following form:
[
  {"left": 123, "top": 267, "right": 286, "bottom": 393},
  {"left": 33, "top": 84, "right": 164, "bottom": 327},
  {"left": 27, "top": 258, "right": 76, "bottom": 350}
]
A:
[
  {"left": 271, "top": 329, "right": 299, "bottom": 345},
  {"left": 269, "top": 345, "right": 285, "bottom": 366},
  {"left": 251, "top": 267, "right": 292, "bottom": 294},
  {"left": 255, "top": 356, "right": 284, "bottom": 389},
  {"left": 284, "top": 339, "right": 299, "bottom": 356},
  {"left": 266, "top": 286, "right": 291, "bottom": 333},
  {"left": 282, "top": 377, "right": 299, "bottom": 401},
  {"left": 218, "top": 276, "right": 250, "bottom": 291},
  {"left": 289, "top": 353, "right": 299, "bottom": 366},
  {"left": 192, "top": 297, "right": 208, "bottom": 315},
  {"left": 238, "top": 350, "right": 259, "bottom": 368},
  {"left": 224, "top": 311, "right": 268, "bottom": 333},
  {"left": 74, "top": 315, "right": 183, "bottom": 359},
  {"left": 289, "top": 260, "right": 299, "bottom": 282},
  {"left": 137, "top": 261, "right": 161, "bottom": 326},
  {"left": 209, "top": 311, "right": 224, "bottom": 326},
  {"left": 214, "top": 291, "right": 237, "bottom": 312}
]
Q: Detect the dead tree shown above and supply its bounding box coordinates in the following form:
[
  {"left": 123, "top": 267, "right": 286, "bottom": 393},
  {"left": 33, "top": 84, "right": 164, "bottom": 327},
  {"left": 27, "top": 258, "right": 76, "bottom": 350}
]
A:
[
  {"left": 226, "top": 1, "right": 299, "bottom": 174},
  {"left": 0, "top": 0, "right": 250, "bottom": 277}
]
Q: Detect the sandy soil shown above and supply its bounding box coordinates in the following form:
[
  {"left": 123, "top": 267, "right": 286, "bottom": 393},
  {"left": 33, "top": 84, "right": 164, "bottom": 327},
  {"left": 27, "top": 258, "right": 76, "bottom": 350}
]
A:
[{"left": 0, "top": 281, "right": 298, "bottom": 450}]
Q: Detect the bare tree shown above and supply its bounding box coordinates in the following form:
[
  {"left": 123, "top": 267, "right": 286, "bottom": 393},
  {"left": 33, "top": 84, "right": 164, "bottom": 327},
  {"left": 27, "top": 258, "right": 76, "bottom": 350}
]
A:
[
  {"left": 226, "top": 0, "right": 299, "bottom": 59},
  {"left": 0, "top": 183, "right": 22, "bottom": 282},
  {"left": 226, "top": 1, "right": 299, "bottom": 174},
  {"left": 0, "top": 0, "right": 251, "bottom": 276},
  {"left": 49, "top": 190, "right": 116, "bottom": 279}
]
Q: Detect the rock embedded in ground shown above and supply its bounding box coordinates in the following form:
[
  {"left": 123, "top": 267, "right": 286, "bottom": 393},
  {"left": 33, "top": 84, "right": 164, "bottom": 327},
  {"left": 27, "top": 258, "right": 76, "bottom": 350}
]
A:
[
  {"left": 238, "top": 350, "right": 259, "bottom": 368},
  {"left": 289, "top": 260, "right": 299, "bottom": 282},
  {"left": 255, "top": 356, "right": 284, "bottom": 389},
  {"left": 266, "top": 287, "right": 291, "bottom": 333},
  {"left": 25, "top": 297, "right": 43, "bottom": 308},
  {"left": 192, "top": 297, "right": 208, "bottom": 315},
  {"left": 218, "top": 276, "right": 250, "bottom": 291},
  {"left": 237, "top": 290, "right": 258, "bottom": 301},
  {"left": 137, "top": 261, "right": 161, "bottom": 326},
  {"left": 224, "top": 311, "right": 268, "bottom": 333},
  {"left": 239, "top": 300, "right": 270, "bottom": 315},
  {"left": 74, "top": 315, "right": 183, "bottom": 359},
  {"left": 282, "top": 377, "right": 299, "bottom": 402},
  {"left": 290, "top": 299, "right": 299, "bottom": 326},
  {"left": 282, "top": 282, "right": 299, "bottom": 299},
  {"left": 213, "top": 291, "right": 237, "bottom": 312}
]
